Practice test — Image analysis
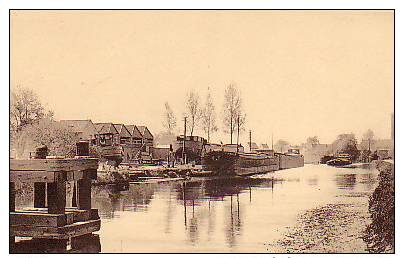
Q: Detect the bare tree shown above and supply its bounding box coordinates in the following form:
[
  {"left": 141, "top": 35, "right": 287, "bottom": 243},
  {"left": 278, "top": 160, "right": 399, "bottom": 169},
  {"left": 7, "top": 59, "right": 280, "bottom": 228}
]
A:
[
  {"left": 201, "top": 90, "right": 218, "bottom": 142},
  {"left": 162, "top": 102, "right": 177, "bottom": 134},
  {"left": 185, "top": 90, "right": 201, "bottom": 136},
  {"left": 11, "top": 86, "right": 47, "bottom": 133},
  {"left": 223, "top": 83, "right": 245, "bottom": 144}
]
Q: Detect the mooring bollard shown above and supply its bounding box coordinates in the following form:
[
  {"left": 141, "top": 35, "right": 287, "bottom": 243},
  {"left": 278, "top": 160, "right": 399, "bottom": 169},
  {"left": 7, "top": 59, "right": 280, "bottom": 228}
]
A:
[{"left": 34, "top": 145, "right": 48, "bottom": 208}]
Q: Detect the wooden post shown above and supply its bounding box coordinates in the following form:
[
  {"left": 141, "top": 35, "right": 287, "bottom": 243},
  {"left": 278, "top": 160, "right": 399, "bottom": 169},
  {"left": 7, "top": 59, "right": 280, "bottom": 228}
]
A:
[
  {"left": 10, "top": 182, "right": 15, "bottom": 212},
  {"left": 47, "top": 181, "right": 66, "bottom": 214},
  {"left": 9, "top": 182, "right": 15, "bottom": 246},
  {"left": 34, "top": 182, "right": 46, "bottom": 208},
  {"left": 72, "top": 182, "right": 77, "bottom": 207},
  {"left": 77, "top": 174, "right": 92, "bottom": 210}
]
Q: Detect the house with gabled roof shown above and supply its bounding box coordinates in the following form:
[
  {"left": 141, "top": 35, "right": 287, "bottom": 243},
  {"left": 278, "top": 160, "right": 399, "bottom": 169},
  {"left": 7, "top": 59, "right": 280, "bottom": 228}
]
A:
[
  {"left": 60, "top": 119, "right": 98, "bottom": 145},
  {"left": 94, "top": 123, "right": 119, "bottom": 146},
  {"left": 113, "top": 124, "right": 132, "bottom": 144},
  {"left": 125, "top": 125, "right": 143, "bottom": 146},
  {"left": 137, "top": 125, "right": 154, "bottom": 152}
]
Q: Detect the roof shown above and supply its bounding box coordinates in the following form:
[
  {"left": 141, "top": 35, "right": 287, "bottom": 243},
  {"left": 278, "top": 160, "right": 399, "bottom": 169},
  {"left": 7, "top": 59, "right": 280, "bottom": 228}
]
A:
[
  {"left": 59, "top": 119, "right": 97, "bottom": 139},
  {"left": 126, "top": 125, "right": 143, "bottom": 139},
  {"left": 94, "top": 123, "right": 118, "bottom": 135},
  {"left": 137, "top": 125, "right": 153, "bottom": 139},
  {"left": 250, "top": 142, "right": 259, "bottom": 149},
  {"left": 113, "top": 124, "right": 132, "bottom": 138}
]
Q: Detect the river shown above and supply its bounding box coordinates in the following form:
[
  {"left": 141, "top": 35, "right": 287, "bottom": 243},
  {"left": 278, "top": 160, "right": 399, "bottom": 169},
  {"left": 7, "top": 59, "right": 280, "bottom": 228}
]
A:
[{"left": 91, "top": 164, "right": 378, "bottom": 253}]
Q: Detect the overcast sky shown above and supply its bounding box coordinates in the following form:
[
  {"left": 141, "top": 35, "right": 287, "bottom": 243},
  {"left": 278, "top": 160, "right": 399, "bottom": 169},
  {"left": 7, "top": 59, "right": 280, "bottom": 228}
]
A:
[{"left": 10, "top": 10, "right": 394, "bottom": 145}]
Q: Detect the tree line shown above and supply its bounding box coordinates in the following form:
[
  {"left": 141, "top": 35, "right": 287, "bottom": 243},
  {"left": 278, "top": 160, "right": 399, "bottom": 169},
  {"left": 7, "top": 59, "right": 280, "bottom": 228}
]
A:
[{"left": 162, "top": 83, "right": 246, "bottom": 144}]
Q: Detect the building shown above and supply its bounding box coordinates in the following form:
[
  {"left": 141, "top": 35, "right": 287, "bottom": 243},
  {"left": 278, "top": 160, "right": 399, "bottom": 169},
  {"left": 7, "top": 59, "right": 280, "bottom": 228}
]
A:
[
  {"left": 126, "top": 125, "right": 143, "bottom": 147},
  {"left": 252, "top": 143, "right": 274, "bottom": 156},
  {"left": 113, "top": 124, "right": 132, "bottom": 144},
  {"left": 137, "top": 126, "right": 154, "bottom": 152},
  {"left": 249, "top": 142, "right": 259, "bottom": 151},
  {"left": 151, "top": 144, "right": 174, "bottom": 162},
  {"left": 301, "top": 143, "right": 331, "bottom": 164},
  {"left": 222, "top": 144, "right": 244, "bottom": 153},
  {"left": 60, "top": 119, "right": 98, "bottom": 145},
  {"left": 204, "top": 143, "right": 223, "bottom": 153},
  {"left": 94, "top": 123, "right": 119, "bottom": 146}
]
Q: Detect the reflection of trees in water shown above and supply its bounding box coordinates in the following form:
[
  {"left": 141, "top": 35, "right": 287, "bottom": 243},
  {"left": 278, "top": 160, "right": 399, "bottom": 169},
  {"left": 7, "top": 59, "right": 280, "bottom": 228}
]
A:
[
  {"left": 207, "top": 200, "right": 216, "bottom": 241},
  {"left": 335, "top": 174, "right": 357, "bottom": 190},
  {"left": 357, "top": 173, "right": 378, "bottom": 192},
  {"left": 92, "top": 184, "right": 157, "bottom": 219},
  {"left": 306, "top": 177, "right": 319, "bottom": 186},
  {"left": 164, "top": 187, "right": 177, "bottom": 234},
  {"left": 224, "top": 194, "right": 242, "bottom": 248},
  {"left": 177, "top": 177, "right": 276, "bottom": 201},
  {"left": 174, "top": 177, "right": 278, "bottom": 246}
]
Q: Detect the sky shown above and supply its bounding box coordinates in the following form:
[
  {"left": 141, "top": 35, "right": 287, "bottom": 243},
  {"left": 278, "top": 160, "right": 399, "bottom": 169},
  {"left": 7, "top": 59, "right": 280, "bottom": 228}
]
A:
[{"left": 10, "top": 10, "right": 394, "bottom": 146}]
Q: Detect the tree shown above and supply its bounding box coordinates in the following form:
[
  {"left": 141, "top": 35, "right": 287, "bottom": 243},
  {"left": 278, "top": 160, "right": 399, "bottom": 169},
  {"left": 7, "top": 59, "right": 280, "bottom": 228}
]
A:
[
  {"left": 223, "top": 83, "right": 245, "bottom": 144},
  {"left": 13, "top": 118, "right": 79, "bottom": 159},
  {"left": 11, "top": 86, "right": 46, "bottom": 133},
  {"left": 162, "top": 102, "right": 177, "bottom": 134},
  {"left": 201, "top": 90, "right": 218, "bottom": 142},
  {"left": 274, "top": 139, "right": 290, "bottom": 153},
  {"left": 306, "top": 136, "right": 320, "bottom": 147},
  {"left": 331, "top": 133, "right": 360, "bottom": 161},
  {"left": 185, "top": 90, "right": 201, "bottom": 136}
]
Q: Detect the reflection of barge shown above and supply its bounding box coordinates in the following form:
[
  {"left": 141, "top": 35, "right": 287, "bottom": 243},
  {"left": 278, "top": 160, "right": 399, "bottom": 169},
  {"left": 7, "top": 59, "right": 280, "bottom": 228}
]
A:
[{"left": 203, "top": 151, "right": 279, "bottom": 176}]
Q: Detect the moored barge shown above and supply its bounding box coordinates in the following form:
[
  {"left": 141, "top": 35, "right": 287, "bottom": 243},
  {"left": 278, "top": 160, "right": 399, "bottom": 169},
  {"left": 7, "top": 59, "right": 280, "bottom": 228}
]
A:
[{"left": 203, "top": 151, "right": 279, "bottom": 176}]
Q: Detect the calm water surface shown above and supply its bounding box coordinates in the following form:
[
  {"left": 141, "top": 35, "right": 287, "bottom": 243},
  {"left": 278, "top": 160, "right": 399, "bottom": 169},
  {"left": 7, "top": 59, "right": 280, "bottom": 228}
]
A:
[{"left": 92, "top": 164, "right": 379, "bottom": 253}]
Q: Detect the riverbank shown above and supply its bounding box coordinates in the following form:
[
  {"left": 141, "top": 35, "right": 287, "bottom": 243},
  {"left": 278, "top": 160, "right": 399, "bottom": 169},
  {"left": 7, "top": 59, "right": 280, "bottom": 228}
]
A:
[
  {"left": 274, "top": 202, "right": 370, "bottom": 253},
  {"left": 363, "top": 160, "right": 394, "bottom": 253},
  {"left": 271, "top": 160, "right": 394, "bottom": 253}
]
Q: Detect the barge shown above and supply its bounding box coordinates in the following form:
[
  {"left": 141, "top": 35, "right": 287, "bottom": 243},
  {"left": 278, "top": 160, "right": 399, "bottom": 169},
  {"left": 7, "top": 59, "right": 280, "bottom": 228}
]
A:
[
  {"left": 203, "top": 151, "right": 279, "bottom": 176},
  {"left": 277, "top": 148, "right": 305, "bottom": 169}
]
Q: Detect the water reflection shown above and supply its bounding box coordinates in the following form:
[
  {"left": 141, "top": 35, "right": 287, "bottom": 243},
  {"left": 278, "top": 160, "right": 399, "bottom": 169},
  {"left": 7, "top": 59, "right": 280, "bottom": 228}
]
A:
[
  {"left": 335, "top": 174, "right": 357, "bottom": 190},
  {"left": 11, "top": 234, "right": 101, "bottom": 254},
  {"left": 89, "top": 165, "right": 378, "bottom": 252}
]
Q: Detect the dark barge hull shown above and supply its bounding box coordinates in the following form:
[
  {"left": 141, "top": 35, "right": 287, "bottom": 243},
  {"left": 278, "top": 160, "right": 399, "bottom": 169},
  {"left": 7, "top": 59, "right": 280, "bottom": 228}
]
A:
[{"left": 203, "top": 151, "right": 279, "bottom": 176}]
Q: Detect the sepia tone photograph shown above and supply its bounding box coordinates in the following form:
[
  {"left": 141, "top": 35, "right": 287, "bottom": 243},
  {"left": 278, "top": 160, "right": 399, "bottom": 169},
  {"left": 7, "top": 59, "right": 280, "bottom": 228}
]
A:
[{"left": 9, "top": 9, "right": 394, "bottom": 254}]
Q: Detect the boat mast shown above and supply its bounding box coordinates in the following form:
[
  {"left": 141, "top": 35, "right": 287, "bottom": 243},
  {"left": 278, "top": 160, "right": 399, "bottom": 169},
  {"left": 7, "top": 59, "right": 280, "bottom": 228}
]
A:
[
  {"left": 182, "top": 117, "right": 187, "bottom": 164},
  {"left": 236, "top": 115, "right": 240, "bottom": 154},
  {"left": 249, "top": 130, "right": 252, "bottom": 152}
]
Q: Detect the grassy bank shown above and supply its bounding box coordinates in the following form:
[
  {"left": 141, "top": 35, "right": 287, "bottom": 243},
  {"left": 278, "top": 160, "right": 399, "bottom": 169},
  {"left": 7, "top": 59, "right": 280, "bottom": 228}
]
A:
[{"left": 363, "top": 160, "right": 394, "bottom": 253}]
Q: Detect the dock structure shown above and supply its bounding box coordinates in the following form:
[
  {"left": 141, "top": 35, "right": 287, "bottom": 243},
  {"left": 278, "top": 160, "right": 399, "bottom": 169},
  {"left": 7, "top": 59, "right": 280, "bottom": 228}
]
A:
[{"left": 10, "top": 142, "right": 100, "bottom": 252}]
